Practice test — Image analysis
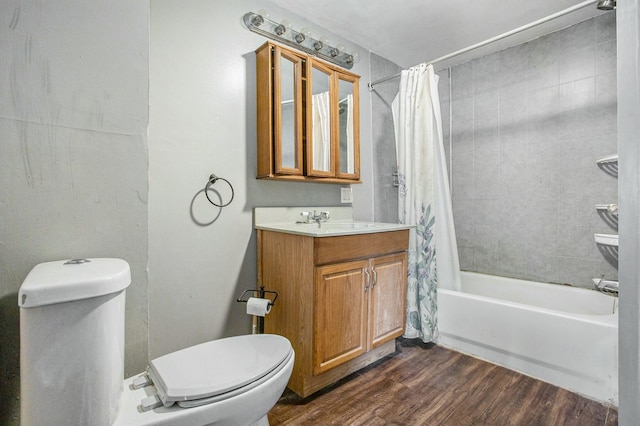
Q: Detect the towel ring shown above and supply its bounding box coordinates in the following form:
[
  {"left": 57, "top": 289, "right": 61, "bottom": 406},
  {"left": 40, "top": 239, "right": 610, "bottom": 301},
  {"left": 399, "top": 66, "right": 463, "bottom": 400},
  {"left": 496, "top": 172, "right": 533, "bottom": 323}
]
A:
[{"left": 204, "top": 174, "right": 234, "bottom": 208}]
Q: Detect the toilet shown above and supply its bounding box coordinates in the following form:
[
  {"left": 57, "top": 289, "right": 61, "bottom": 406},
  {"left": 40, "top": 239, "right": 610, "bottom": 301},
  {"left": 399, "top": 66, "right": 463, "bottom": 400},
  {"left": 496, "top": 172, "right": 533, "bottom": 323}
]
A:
[{"left": 18, "top": 258, "right": 294, "bottom": 426}]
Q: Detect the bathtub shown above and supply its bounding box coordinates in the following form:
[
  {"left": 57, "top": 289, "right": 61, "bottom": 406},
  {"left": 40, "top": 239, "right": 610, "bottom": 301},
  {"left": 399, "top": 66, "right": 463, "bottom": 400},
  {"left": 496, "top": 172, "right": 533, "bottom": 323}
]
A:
[{"left": 437, "top": 271, "right": 618, "bottom": 405}]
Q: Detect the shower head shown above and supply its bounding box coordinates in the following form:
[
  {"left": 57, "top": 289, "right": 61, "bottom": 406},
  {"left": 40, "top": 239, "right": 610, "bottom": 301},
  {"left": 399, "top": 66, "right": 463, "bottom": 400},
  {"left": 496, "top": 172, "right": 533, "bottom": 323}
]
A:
[{"left": 596, "top": 0, "right": 616, "bottom": 10}]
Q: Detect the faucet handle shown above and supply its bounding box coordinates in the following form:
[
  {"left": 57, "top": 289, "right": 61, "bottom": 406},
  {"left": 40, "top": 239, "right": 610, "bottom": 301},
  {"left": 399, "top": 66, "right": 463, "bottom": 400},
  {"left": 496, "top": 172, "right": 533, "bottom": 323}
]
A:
[
  {"left": 297, "top": 211, "right": 311, "bottom": 224},
  {"left": 320, "top": 211, "right": 330, "bottom": 220}
]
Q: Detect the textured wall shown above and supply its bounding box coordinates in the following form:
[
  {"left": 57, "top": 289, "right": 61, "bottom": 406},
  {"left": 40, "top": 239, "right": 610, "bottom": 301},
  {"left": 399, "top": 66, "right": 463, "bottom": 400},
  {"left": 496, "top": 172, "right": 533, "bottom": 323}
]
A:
[
  {"left": 449, "top": 13, "right": 618, "bottom": 288},
  {"left": 0, "top": 0, "right": 150, "bottom": 423}
]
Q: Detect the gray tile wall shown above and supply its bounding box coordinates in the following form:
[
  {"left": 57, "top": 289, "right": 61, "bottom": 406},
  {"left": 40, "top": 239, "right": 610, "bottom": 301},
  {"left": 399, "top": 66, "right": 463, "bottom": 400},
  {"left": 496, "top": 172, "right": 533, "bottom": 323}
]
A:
[
  {"left": 370, "top": 53, "right": 402, "bottom": 223},
  {"left": 447, "top": 13, "right": 618, "bottom": 288}
]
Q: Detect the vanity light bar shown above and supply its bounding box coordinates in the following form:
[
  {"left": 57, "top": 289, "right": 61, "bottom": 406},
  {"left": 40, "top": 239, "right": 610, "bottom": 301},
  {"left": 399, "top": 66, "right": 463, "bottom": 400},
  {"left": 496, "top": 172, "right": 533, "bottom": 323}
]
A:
[{"left": 243, "top": 11, "right": 356, "bottom": 70}]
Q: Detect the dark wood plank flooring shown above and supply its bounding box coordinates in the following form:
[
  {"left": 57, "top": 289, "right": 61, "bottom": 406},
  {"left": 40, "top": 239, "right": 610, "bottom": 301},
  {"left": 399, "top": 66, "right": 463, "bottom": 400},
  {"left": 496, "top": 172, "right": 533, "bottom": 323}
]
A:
[{"left": 269, "top": 339, "right": 618, "bottom": 425}]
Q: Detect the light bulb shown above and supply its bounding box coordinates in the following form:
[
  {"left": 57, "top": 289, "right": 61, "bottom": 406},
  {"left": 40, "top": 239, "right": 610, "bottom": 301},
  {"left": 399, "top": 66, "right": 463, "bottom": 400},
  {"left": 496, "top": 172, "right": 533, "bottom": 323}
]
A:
[
  {"left": 295, "top": 27, "right": 311, "bottom": 44},
  {"left": 336, "top": 44, "right": 345, "bottom": 53},
  {"left": 275, "top": 19, "right": 292, "bottom": 35},
  {"left": 251, "top": 9, "right": 270, "bottom": 26},
  {"left": 281, "top": 19, "right": 292, "bottom": 29},
  {"left": 315, "top": 36, "right": 330, "bottom": 51}
]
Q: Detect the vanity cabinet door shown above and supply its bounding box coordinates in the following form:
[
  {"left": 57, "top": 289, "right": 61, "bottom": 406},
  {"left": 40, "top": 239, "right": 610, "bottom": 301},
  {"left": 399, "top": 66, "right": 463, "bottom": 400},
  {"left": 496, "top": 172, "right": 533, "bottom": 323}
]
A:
[
  {"left": 313, "top": 259, "right": 368, "bottom": 375},
  {"left": 312, "top": 252, "right": 407, "bottom": 375},
  {"left": 369, "top": 253, "right": 407, "bottom": 349}
]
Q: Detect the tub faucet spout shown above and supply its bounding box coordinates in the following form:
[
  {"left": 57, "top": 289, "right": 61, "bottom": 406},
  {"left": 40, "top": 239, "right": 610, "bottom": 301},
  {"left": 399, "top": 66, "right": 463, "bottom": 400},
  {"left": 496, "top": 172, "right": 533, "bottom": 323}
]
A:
[{"left": 594, "top": 275, "right": 619, "bottom": 296}]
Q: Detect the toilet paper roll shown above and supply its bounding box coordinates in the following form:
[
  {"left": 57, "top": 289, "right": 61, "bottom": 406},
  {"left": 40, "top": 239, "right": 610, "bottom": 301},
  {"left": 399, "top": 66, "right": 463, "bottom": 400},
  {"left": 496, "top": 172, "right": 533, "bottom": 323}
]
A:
[{"left": 246, "top": 297, "right": 272, "bottom": 317}]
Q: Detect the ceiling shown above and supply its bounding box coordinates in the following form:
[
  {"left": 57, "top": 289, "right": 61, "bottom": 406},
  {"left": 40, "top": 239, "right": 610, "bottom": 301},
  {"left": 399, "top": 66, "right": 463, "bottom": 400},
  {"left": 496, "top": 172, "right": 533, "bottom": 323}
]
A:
[{"left": 267, "top": 0, "right": 606, "bottom": 70}]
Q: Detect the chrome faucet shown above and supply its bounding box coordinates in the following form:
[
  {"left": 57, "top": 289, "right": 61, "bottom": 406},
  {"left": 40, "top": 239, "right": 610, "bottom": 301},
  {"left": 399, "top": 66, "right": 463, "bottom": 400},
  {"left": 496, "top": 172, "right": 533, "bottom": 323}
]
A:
[
  {"left": 594, "top": 275, "right": 619, "bottom": 296},
  {"left": 296, "top": 210, "right": 330, "bottom": 226},
  {"left": 311, "top": 210, "right": 330, "bottom": 226}
]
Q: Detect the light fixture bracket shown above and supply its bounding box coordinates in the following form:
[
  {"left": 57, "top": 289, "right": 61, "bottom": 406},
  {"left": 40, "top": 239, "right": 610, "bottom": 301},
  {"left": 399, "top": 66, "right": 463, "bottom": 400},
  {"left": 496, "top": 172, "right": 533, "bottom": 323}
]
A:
[{"left": 243, "top": 12, "right": 355, "bottom": 69}]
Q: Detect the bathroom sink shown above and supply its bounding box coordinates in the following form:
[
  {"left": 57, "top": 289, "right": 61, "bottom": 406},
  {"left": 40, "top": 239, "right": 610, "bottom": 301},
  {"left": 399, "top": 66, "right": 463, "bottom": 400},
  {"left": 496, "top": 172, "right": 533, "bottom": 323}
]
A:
[
  {"left": 256, "top": 221, "right": 411, "bottom": 237},
  {"left": 253, "top": 207, "right": 413, "bottom": 237}
]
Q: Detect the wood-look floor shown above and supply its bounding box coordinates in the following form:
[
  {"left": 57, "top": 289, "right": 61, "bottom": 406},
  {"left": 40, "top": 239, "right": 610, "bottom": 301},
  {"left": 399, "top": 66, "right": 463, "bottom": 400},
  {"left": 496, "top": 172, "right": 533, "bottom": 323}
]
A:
[{"left": 269, "top": 339, "right": 618, "bottom": 425}]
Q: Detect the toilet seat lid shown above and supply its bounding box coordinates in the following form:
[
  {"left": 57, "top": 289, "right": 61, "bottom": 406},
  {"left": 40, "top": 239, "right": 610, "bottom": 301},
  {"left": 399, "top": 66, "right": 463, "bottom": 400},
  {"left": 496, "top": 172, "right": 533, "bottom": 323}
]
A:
[{"left": 147, "top": 334, "right": 291, "bottom": 405}]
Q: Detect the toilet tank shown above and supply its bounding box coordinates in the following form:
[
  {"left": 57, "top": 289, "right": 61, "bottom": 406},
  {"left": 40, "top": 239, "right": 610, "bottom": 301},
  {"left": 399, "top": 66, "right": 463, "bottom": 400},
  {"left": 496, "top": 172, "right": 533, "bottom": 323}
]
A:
[{"left": 19, "top": 258, "right": 131, "bottom": 426}]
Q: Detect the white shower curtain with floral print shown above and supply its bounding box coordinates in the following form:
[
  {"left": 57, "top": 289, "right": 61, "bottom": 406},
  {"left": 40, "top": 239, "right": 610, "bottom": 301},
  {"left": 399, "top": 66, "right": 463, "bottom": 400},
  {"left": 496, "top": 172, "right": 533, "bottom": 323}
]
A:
[{"left": 392, "top": 63, "right": 461, "bottom": 342}]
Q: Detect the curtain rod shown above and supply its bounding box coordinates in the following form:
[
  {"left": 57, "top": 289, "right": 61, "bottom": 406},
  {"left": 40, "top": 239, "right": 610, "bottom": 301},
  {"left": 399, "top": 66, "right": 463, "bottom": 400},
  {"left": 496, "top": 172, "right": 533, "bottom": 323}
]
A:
[{"left": 367, "top": 0, "right": 599, "bottom": 91}]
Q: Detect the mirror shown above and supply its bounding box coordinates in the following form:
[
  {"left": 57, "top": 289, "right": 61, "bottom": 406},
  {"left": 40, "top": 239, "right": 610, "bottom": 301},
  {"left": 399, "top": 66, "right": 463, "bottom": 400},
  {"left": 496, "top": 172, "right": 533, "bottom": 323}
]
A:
[
  {"left": 274, "top": 48, "right": 303, "bottom": 175},
  {"left": 338, "top": 77, "right": 355, "bottom": 175},
  {"left": 309, "top": 62, "right": 333, "bottom": 175},
  {"left": 280, "top": 56, "right": 296, "bottom": 170}
]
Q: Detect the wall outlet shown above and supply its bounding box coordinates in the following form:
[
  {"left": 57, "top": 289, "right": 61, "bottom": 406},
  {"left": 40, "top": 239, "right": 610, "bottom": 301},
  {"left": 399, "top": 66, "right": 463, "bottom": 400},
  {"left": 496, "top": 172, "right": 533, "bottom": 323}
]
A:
[{"left": 340, "top": 187, "right": 353, "bottom": 204}]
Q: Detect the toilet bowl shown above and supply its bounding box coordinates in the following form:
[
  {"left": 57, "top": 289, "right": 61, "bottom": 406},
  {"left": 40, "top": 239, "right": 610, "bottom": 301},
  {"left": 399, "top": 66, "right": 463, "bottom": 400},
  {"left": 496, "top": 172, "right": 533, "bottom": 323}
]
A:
[
  {"left": 18, "top": 258, "right": 293, "bottom": 426},
  {"left": 114, "top": 334, "right": 294, "bottom": 426}
]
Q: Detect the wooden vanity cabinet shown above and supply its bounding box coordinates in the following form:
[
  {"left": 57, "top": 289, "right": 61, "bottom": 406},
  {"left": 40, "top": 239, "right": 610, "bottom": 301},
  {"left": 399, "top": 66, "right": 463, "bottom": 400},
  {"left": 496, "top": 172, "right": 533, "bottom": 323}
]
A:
[
  {"left": 314, "top": 252, "right": 407, "bottom": 374},
  {"left": 255, "top": 41, "right": 361, "bottom": 184},
  {"left": 257, "top": 229, "right": 408, "bottom": 397}
]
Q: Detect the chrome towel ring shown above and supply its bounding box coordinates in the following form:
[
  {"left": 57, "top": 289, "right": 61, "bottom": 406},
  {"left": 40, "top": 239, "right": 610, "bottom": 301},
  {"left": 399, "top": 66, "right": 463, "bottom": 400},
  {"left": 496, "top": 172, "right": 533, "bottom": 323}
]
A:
[{"left": 204, "top": 173, "right": 234, "bottom": 208}]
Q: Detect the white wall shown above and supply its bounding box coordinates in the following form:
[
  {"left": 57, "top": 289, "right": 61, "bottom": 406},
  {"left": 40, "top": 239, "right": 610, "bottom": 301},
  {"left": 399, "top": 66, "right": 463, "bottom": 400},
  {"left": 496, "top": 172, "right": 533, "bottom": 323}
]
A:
[
  {"left": 149, "top": 0, "right": 374, "bottom": 358},
  {"left": 0, "top": 1, "right": 150, "bottom": 422}
]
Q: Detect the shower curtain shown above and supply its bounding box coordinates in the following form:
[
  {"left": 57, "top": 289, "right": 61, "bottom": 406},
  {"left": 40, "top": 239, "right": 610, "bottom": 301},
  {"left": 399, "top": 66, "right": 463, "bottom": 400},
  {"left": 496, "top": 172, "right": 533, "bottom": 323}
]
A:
[{"left": 392, "top": 63, "right": 461, "bottom": 342}]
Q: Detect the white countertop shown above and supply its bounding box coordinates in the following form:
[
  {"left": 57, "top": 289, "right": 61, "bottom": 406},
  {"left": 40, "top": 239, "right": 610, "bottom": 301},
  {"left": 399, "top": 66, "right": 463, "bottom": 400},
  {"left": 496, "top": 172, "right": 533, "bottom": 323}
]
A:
[{"left": 254, "top": 207, "right": 413, "bottom": 237}]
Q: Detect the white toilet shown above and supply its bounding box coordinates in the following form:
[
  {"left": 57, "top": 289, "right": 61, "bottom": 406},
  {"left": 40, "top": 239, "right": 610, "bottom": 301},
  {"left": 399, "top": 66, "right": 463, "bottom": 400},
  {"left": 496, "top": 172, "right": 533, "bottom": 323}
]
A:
[{"left": 18, "top": 258, "right": 294, "bottom": 426}]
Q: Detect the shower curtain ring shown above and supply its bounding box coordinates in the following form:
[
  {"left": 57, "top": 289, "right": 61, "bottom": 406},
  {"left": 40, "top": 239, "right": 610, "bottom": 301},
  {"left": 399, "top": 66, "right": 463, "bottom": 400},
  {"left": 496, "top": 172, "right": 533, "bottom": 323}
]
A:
[{"left": 204, "top": 173, "right": 234, "bottom": 207}]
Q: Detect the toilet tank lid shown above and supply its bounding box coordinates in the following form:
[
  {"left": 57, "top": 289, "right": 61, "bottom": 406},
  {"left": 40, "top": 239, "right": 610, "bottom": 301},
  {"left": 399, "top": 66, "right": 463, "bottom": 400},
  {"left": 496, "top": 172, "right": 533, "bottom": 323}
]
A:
[{"left": 19, "top": 258, "right": 131, "bottom": 308}]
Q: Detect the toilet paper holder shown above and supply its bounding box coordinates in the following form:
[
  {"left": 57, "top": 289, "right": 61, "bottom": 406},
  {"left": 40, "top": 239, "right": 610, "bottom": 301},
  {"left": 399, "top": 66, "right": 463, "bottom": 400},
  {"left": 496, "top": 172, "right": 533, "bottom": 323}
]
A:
[
  {"left": 236, "top": 287, "right": 278, "bottom": 334},
  {"left": 236, "top": 287, "right": 278, "bottom": 307}
]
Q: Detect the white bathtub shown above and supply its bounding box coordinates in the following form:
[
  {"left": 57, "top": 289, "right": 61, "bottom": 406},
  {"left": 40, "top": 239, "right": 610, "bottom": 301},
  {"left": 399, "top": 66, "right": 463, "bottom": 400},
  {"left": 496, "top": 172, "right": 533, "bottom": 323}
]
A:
[{"left": 437, "top": 271, "right": 618, "bottom": 405}]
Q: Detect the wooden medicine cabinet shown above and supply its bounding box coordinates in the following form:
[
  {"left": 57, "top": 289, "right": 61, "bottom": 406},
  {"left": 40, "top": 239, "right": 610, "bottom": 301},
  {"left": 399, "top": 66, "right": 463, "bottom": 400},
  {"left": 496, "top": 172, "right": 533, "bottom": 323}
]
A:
[{"left": 255, "top": 41, "right": 361, "bottom": 184}]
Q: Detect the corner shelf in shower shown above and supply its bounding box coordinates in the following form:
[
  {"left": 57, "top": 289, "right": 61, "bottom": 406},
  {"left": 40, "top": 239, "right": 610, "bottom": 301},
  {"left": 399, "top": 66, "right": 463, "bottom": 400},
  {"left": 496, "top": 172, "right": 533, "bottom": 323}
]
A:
[
  {"left": 596, "top": 154, "right": 618, "bottom": 165},
  {"left": 595, "top": 204, "right": 618, "bottom": 215},
  {"left": 596, "top": 154, "right": 618, "bottom": 177},
  {"left": 594, "top": 233, "right": 619, "bottom": 247}
]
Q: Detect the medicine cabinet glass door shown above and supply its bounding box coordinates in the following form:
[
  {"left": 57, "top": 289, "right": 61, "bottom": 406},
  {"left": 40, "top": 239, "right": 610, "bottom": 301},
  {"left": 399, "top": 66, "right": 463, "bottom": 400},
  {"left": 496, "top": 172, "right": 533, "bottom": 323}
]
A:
[
  {"left": 307, "top": 60, "right": 335, "bottom": 177},
  {"left": 274, "top": 47, "right": 303, "bottom": 175},
  {"left": 336, "top": 73, "right": 359, "bottom": 179},
  {"left": 256, "top": 41, "right": 360, "bottom": 184}
]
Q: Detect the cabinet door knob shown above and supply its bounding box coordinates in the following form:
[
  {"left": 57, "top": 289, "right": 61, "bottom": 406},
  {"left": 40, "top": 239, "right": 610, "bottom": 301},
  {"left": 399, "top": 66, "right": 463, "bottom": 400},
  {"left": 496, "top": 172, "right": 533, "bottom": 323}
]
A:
[
  {"left": 372, "top": 268, "right": 377, "bottom": 288},
  {"left": 364, "top": 269, "right": 370, "bottom": 291}
]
